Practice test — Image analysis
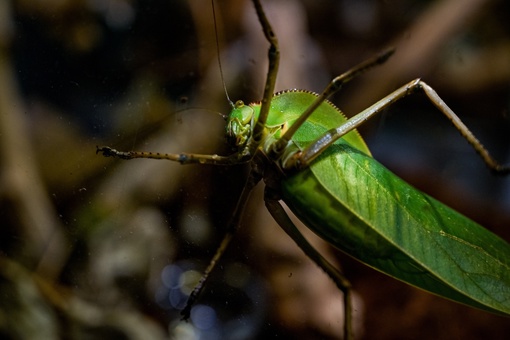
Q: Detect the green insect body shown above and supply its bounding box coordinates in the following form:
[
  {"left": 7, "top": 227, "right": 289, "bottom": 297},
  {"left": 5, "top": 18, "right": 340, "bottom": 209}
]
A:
[{"left": 231, "top": 89, "right": 510, "bottom": 317}]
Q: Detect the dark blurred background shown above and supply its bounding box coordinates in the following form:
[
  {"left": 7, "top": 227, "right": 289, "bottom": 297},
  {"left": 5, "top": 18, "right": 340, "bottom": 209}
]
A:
[{"left": 1, "top": 0, "right": 509, "bottom": 339}]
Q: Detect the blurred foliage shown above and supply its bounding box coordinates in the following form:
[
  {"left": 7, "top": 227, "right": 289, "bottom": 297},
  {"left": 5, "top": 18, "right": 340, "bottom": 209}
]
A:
[{"left": 1, "top": 0, "right": 510, "bottom": 339}]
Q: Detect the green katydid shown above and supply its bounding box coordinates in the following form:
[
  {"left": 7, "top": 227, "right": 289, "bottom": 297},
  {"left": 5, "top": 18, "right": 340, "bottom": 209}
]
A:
[{"left": 97, "top": 0, "right": 510, "bottom": 338}]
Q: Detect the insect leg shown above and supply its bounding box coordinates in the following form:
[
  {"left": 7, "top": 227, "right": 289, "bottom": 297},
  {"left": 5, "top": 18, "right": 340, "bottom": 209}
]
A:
[
  {"left": 264, "top": 187, "right": 353, "bottom": 340},
  {"left": 269, "top": 48, "right": 394, "bottom": 159},
  {"left": 287, "top": 79, "right": 510, "bottom": 175},
  {"left": 420, "top": 81, "right": 509, "bottom": 174},
  {"left": 181, "top": 161, "right": 263, "bottom": 320},
  {"left": 96, "top": 146, "right": 245, "bottom": 165},
  {"left": 248, "top": 0, "right": 280, "bottom": 155}
]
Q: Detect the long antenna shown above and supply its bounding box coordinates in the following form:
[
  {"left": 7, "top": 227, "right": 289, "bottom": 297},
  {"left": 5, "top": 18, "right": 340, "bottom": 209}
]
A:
[{"left": 211, "top": 0, "right": 234, "bottom": 108}]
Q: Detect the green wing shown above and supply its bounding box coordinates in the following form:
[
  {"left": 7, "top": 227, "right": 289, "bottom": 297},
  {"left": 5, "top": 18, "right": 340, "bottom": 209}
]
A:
[{"left": 276, "top": 92, "right": 510, "bottom": 316}]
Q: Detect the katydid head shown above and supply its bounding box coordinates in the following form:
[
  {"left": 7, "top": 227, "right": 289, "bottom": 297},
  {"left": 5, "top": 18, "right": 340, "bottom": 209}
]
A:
[{"left": 226, "top": 100, "right": 254, "bottom": 149}]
